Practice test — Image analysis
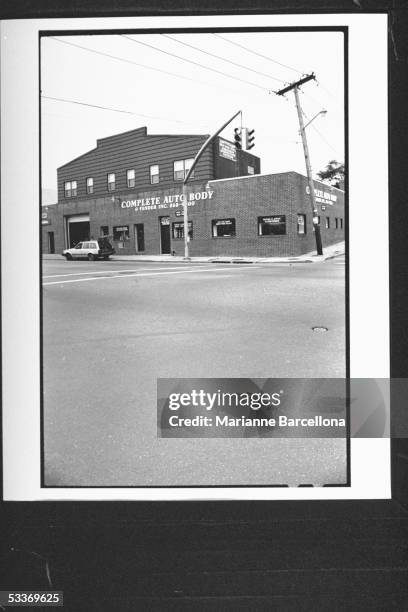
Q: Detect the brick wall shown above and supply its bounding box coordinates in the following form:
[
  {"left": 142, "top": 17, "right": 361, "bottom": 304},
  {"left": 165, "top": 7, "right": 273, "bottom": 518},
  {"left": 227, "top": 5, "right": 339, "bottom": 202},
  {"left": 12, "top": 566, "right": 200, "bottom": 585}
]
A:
[{"left": 42, "top": 172, "right": 345, "bottom": 257}]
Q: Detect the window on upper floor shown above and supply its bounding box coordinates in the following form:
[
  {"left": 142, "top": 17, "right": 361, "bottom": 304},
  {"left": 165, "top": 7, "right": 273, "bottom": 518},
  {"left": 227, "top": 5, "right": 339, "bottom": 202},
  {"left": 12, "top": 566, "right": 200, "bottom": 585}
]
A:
[
  {"left": 64, "top": 180, "right": 77, "bottom": 198},
  {"left": 127, "top": 169, "right": 135, "bottom": 188},
  {"left": 107, "top": 173, "right": 116, "bottom": 192},
  {"left": 86, "top": 177, "right": 94, "bottom": 194},
  {"left": 150, "top": 165, "right": 159, "bottom": 184},
  {"left": 173, "top": 158, "right": 195, "bottom": 181}
]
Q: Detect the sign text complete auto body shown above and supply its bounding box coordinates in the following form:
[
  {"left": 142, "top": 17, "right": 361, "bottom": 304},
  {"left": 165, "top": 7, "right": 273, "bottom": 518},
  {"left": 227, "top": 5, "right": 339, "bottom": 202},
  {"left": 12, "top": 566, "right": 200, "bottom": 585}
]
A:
[{"left": 121, "top": 190, "right": 214, "bottom": 211}]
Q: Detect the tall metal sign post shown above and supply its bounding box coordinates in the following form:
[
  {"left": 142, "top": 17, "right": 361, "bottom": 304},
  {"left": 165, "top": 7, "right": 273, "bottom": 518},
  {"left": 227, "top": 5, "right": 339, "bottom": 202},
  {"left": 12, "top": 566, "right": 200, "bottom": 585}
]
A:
[
  {"left": 182, "top": 110, "right": 242, "bottom": 260},
  {"left": 277, "top": 73, "right": 323, "bottom": 255}
]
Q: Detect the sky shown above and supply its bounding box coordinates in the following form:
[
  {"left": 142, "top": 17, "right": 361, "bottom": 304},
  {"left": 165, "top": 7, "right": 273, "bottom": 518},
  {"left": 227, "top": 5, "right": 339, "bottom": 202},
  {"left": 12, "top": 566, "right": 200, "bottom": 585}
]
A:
[{"left": 40, "top": 30, "right": 345, "bottom": 196}]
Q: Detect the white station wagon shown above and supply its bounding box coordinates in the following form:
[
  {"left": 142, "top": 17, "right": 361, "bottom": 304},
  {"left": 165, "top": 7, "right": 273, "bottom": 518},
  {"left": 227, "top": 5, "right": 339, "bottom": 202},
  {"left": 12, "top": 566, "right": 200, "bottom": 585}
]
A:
[{"left": 62, "top": 238, "right": 115, "bottom": 261}]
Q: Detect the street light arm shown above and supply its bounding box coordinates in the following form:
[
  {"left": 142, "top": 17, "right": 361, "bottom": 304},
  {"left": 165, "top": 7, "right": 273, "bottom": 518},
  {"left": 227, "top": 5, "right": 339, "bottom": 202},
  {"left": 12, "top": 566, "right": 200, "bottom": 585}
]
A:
[
  {"left": 183, "top": 110, "right": 242, "bottom": 185},
  {"left": 303, "top": 110, "right": 327, "bottom": 131}
]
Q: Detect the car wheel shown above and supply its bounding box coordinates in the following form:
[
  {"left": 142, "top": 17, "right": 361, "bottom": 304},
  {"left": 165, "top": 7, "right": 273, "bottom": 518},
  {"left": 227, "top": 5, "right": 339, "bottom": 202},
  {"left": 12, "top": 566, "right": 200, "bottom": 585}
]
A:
[
  {"left": 88, "top": 253, "right": 96, "bottom": 261},
  {"left": 65, "top": 254, "right": 73, "bottom": 261}
]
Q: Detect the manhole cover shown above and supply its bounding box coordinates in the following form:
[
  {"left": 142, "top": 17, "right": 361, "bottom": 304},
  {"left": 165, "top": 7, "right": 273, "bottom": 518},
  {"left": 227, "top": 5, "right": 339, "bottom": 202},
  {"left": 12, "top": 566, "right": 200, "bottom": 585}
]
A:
[{"left": 312, "top": 326, "right": 329, "bottom": 333}]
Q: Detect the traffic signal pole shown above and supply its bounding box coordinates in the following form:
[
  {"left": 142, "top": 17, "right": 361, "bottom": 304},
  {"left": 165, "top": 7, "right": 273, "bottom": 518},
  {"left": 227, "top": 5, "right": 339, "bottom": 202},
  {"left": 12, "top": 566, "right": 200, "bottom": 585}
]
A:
[
  {"left": 182, "top": 110, "right": 242, "bottom": 260},
  {"left": 277, "top": 74, "right": 323, "bottom": 256}
]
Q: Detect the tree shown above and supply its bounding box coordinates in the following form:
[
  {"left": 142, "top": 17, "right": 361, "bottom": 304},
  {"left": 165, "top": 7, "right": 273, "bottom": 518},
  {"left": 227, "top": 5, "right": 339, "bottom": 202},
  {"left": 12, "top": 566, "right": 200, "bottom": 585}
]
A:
[{"left": 316, "top": 160, "right": 345, "bottom": 188}]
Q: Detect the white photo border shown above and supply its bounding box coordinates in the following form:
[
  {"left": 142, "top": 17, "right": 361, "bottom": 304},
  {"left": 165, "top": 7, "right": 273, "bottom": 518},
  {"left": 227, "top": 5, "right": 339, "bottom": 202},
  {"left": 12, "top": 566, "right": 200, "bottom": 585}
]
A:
[{"left": 1, "top": 13, "right": 389, "bottom": 500}]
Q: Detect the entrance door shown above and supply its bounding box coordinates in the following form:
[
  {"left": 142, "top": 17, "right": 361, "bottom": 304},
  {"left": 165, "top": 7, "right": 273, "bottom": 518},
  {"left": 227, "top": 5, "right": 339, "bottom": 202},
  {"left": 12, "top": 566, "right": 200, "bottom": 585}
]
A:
[
  {"left": 159, "top": 217, "right": 171, "bottom": 254},
  {"left": 48, "top": 232, "right": 55, "bottom": 254},
  {"left": 134, "top": 223, "right": 145, "bottom": 252}
]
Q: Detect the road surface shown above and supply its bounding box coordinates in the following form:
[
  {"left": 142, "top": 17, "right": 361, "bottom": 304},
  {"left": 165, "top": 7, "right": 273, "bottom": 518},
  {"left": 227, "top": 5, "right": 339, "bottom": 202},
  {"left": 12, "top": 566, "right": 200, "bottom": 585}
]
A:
[{"left": 42, "top": 257, "right": 347, "bottom": 487}]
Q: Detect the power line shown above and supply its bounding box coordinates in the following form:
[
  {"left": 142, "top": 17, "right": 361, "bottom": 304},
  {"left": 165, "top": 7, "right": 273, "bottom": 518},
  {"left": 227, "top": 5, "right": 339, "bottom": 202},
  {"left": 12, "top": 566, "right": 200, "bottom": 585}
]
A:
[
  {"left": 213, "top": 33, "right": 304, "bottom": 76},
  {"left": 48, "top": 36, "right": 261, "bottom": 98},
  {"left": 161, "top": 33, "right": 285, "bottom": 84},
  {"left": 310, "top": 123, "right": 342, "bottom": 158},
  {"left": 41, "top": 95, "right": 210, "bottom": 127},
  {"left": 120, "top": 34, "right": 271, "bottom": 92},
  {"left": 48, "top": 37, "right": 229, "bottom": 91}
]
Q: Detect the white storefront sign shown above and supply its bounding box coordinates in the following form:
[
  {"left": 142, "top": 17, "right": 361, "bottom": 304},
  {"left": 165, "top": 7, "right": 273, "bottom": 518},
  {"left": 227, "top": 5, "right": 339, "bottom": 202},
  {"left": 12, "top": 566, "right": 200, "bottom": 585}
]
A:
[
  {"left": 306, "top": 185, "right": 337, "bottom": 205},
  {"left": 121, "top": 190, "right": 214, "bottom": 212}
]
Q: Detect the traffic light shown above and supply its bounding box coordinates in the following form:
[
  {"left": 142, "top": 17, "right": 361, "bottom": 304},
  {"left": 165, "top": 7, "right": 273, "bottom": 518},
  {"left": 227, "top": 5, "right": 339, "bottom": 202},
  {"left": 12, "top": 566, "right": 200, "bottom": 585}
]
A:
[
  {"left": 234, "top": 127, "right": 242, "bottom": 149},
  {"left": 246, "top": 128, "right": 255, "bottom": 150}
]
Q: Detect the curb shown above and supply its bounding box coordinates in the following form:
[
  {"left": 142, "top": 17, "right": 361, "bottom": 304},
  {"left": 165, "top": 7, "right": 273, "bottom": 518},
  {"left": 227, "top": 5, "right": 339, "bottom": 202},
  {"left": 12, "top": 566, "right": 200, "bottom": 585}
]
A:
[{"left": 42, "top": 248, "right": 344, "bottom": 265}]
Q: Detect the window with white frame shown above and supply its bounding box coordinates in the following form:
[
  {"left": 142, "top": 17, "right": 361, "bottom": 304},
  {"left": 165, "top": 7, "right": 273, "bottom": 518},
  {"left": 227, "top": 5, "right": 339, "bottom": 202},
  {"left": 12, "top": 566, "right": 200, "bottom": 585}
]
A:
[
  {"left": 150, "top": 165, "right": 159, "bottom": 184},
  {"left": 107, "top": 173, "right": 116, "bottom": 191},
  {"left": 173, "top": 158, "right": 195, "bottom": 181},
  {"left": 64, "top": 180, "right": 77, "bottom": 198},
  {"left": 127, "top": 169, "right": 135, "bottom": 188},
  {"left": 86, "top": 177, "right": 93, "bottom": 194}
]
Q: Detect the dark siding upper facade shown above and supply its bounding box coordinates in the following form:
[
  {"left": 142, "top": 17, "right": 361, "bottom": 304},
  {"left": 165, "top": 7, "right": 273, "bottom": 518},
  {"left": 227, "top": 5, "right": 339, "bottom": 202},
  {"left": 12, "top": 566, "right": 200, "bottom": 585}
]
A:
[{"left": 57, "top": 127, "right": 261, "bottom": 204}]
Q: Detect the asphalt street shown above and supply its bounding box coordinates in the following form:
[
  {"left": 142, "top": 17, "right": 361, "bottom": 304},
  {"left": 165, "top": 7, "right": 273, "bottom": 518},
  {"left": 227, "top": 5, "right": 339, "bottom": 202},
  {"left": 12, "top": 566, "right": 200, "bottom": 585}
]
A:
[{"left": 42, "top": 257, "right": 347, "bottom": 487}]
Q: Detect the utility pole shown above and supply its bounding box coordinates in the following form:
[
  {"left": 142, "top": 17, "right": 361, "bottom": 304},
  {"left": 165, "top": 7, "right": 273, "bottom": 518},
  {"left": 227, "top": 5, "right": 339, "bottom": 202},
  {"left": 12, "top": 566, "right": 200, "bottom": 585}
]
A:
[
  {"left": 182, "top": 110, "right": 242, "bottom": 260},
  {"left": 277, "top": 73, "right": 323, "bottom": 255}
]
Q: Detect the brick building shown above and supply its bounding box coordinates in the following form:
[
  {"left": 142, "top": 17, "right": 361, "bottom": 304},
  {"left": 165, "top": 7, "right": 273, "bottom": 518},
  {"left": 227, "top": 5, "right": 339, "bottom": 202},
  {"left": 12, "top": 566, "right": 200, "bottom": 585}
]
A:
[{"left": 41, "top": 126, "right": 344, "bottom": 257}]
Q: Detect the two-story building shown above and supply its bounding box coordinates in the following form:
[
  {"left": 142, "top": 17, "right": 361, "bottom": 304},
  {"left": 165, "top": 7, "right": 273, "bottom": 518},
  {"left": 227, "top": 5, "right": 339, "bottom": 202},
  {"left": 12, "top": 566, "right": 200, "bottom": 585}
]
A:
[{"left": 41, "top": 126, "right": 344, "bottom": 257}]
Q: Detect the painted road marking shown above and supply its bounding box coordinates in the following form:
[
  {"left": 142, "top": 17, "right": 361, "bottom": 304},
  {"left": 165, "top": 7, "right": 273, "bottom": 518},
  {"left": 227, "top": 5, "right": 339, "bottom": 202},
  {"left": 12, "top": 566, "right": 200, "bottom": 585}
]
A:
[
  {"left": 43, "top": 265, "right": 217, "bottom": 279},
  {"left": 43, "top": 266, "right": 262, "bottom": 286}
]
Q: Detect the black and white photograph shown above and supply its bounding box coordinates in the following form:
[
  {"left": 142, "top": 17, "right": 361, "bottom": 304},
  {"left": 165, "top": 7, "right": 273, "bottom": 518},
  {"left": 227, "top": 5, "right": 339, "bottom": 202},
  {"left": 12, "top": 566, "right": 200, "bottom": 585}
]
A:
[
  {"left": 40, "top": 27, "right": 347, "bottom": 488},
  {"left": 1, "top": 13, "right": 390, "bottom": 501},
  {"left": 3, "top": 9, "right": 408, "bottom": 612}
]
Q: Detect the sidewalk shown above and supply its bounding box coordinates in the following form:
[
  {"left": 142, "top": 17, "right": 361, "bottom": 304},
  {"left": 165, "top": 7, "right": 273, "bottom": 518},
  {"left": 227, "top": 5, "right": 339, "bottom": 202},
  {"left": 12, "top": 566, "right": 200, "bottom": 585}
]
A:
[{"left": 43, "top": 241, "right": 345, "bottom": 264}]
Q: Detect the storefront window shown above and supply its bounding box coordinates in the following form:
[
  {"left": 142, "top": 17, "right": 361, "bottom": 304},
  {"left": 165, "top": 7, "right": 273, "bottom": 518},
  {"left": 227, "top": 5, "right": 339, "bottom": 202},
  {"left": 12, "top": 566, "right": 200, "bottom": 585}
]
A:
[
  {"left": 212, "top": 218, "right": 236, "bottom": 238},
  {"left": 113, "top": 225, "right": 129, "bottom": 241},
  {"left": 297, "top": 214, "right": 306, "bottom": 235},
  {"left": 127, "top": 169, "right": 135, "bottom": 188},
  {"left": 100, "top": 226, "right": 109, "bottom": 236},
  {"left": 326, "top": 217, "right": 330, "bottom": 229},
  {"left": 107, "top": 173, "right": 116, "bottom": 192},
  {"left": 258, "top": 215, "right": 286, "bottom": 236},
  {"left": 150, "top": 165, "right": 159, "bottom": 184},
  {"left": 86, "top": 177, "right": 93, "bottom": 194},
  {"left": 172, "top": 221, "right": 193, "bottom": 240},
  {"left": 174, "top": 158, "right": 195, "bottom": 181}
]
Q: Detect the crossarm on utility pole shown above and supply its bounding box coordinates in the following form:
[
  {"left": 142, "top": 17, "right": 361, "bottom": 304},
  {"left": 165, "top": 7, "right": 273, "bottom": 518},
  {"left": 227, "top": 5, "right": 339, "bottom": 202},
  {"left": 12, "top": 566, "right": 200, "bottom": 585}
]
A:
[
  {"left": 293, "top": 86, "right": 323, "bottom": 255},
  {"left": 275, "top": 73, "right": 323, "bottom": 255}
]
